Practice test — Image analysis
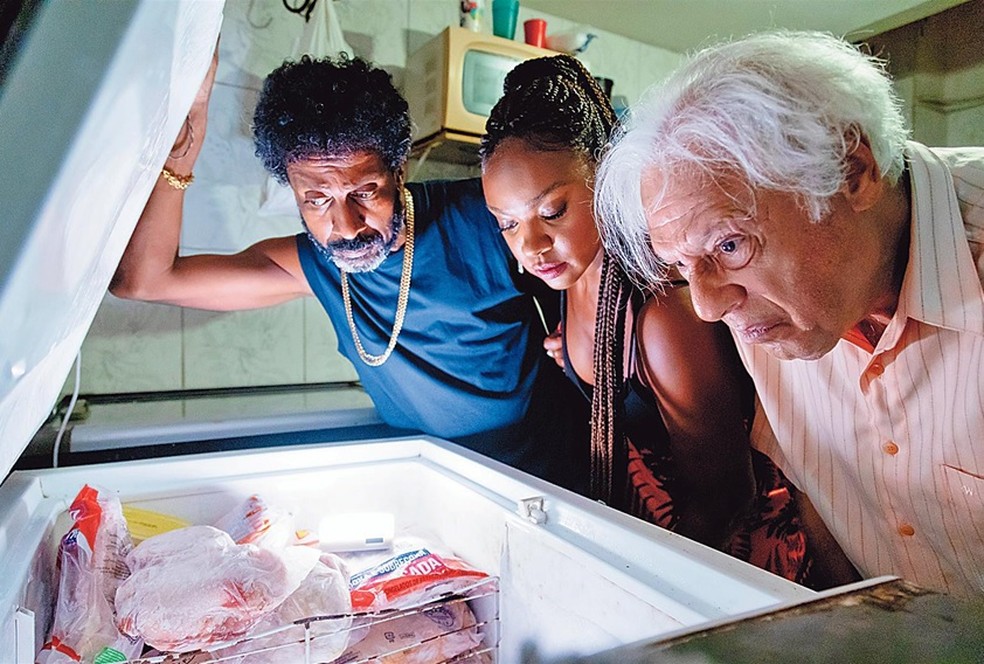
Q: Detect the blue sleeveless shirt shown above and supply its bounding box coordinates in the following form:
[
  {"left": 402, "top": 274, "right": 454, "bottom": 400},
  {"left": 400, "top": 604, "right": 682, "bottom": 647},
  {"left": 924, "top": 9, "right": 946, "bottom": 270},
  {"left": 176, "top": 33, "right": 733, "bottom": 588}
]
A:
[{"left": 297, "top": 178, "right": 588, "bottom": 490}]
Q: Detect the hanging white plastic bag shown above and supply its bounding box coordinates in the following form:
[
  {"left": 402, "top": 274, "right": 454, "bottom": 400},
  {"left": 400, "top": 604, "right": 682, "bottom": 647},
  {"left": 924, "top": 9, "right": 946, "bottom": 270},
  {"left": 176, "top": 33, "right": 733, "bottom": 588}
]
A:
[{"left": 258, "top": 0, "right": 355, "bottom": 217}]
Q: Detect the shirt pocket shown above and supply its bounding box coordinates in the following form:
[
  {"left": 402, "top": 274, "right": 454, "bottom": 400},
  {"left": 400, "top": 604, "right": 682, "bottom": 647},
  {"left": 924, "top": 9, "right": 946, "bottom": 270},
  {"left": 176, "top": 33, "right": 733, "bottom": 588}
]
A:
[{"left": 939, "top": 464, "right": 984, "bottom": 592}]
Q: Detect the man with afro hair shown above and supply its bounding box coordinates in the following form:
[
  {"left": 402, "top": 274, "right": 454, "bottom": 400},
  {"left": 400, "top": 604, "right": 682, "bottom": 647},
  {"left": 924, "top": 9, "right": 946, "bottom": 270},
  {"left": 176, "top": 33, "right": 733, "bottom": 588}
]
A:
[{"left": 112, "top": 51, "right": 588, "bottom": 492}]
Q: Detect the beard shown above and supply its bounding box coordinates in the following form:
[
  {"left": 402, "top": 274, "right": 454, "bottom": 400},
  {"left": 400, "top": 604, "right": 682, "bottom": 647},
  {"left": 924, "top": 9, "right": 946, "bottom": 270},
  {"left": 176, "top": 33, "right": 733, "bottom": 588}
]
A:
[{"left": 302, "top": 199, "right": 405, "bottom": 273}]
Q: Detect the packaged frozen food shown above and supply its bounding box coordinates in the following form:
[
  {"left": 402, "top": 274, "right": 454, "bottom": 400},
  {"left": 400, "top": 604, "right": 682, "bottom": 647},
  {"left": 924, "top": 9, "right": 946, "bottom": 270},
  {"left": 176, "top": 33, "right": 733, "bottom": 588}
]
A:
[
  {"left": 114, "top": 525, "right": 319, "bottom": 652},
  {"left": 349, "top": 548, "right": 490, "bottom": 612},
  {"left": 37, "top": 485, "right": 143, "bottom": 663},
  {"left": 213, "top": 494, "right": 294, "bottom": 549},
  {"left": 121, "top": 505, "right": 191, "bottom": 544},
  {"left": 336, "top": 599, "right": 485, "bottom": 664},
  {"left": 215, "top": 552, "right": 353, "bottom": 663}
]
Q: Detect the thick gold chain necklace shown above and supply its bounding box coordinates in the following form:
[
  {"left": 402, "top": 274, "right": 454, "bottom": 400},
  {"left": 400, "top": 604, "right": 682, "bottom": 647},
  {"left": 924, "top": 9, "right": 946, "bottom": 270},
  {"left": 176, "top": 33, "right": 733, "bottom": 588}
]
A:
[{"left": 341, "top": 187, "right": 414, "bottom": 367}]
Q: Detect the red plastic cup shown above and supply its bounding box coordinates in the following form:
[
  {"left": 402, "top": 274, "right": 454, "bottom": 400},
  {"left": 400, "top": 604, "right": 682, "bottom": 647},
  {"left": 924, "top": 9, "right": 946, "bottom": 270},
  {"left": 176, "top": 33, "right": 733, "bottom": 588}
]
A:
[{"left": 524, "top": 19, "right": 547, "bottom": 48}]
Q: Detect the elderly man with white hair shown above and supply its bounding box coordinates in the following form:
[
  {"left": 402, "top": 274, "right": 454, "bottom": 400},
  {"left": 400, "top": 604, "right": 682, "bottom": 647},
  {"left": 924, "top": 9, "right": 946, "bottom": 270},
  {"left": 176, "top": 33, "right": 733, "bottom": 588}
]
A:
[{"left": 595, "top": 30, "right": 984, "bottom": 597}]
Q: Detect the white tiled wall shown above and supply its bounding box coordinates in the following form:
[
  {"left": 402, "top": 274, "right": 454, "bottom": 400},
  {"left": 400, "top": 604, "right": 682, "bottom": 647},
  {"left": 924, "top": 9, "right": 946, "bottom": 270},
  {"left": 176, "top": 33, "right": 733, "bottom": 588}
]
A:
[{"left": 73, "top": 0, "right": 683, "bottom": 397}]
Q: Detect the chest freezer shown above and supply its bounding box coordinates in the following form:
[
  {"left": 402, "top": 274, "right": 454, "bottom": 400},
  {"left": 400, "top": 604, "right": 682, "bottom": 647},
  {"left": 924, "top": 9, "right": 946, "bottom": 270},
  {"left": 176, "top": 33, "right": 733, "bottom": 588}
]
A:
[
  {"left": 1, "top": 436, "right": 821, "bottom": 663},
  {"left": 0, "top": 1, "right": 822, "bottom": 662}
]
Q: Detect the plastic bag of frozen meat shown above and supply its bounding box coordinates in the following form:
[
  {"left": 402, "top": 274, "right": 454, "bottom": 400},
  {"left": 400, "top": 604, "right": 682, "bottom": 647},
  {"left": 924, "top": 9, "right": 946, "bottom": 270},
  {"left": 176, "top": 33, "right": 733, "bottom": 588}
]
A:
[
  {"left": 37, "top": 484, "right": 143, "bottom": 664},
  {"left": 212, "top": 552, "right": 353, "bottom": 663},
  {"left": 114, "top": 524, "right": 321, "bottom": 653},
  {"left": 212, "top": 494, "right": 295, "bottom": 550}
]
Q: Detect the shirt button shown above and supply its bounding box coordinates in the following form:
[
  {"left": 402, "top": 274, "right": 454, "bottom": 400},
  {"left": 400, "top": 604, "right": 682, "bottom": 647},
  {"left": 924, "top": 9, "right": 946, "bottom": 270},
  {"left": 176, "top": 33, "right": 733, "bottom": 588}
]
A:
[
  {"left": 883, "top": 441, "right": 899, "bottom": 455},
  {"left": 898, "top": 524, "right": 915, "bottom": 537},
  {"left": 870, "top": 362, "right": 885, "bottom": 376}
]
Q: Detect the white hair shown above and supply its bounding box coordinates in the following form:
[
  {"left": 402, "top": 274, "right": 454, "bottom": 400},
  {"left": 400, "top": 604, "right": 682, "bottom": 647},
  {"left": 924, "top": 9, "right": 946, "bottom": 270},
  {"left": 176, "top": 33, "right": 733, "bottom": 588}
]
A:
[{"left": 594, "top": 30, "right": 909, "bottom": 288}]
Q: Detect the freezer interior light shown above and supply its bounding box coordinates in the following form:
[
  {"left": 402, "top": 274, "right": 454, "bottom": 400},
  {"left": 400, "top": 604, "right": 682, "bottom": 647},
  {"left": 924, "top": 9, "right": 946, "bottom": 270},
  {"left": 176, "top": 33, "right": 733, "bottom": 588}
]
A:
[{"left": 319, "top": 511, "right": 395, "bottom": 552}]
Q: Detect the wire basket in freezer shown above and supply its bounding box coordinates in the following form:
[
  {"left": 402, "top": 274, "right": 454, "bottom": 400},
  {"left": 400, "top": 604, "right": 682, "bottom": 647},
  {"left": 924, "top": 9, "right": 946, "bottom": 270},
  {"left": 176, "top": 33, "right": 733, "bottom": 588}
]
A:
[{"left": 123, "top": 576, "right": 499, "bottom": 664}]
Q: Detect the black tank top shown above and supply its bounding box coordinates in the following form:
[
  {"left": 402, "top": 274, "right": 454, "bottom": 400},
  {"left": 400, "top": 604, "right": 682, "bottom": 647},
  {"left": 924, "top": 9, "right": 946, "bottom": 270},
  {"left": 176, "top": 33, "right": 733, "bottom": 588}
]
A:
[{"left": 558, "top": 291, "right": 672, "bottom": 461}]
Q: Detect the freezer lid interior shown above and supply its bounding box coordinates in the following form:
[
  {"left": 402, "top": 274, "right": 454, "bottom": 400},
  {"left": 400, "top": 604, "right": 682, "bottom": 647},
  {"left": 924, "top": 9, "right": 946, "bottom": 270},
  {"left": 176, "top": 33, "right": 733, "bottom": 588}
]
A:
[{"left": 0, "top": 1, "right": 224, "bottom": 478}]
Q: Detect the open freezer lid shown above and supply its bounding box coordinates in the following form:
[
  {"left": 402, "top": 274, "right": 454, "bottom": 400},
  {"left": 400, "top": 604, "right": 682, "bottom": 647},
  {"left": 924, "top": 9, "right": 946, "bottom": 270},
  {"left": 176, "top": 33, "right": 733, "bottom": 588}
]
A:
[{"left": 0, "top": 1, "right": 224, "bottom": 478}]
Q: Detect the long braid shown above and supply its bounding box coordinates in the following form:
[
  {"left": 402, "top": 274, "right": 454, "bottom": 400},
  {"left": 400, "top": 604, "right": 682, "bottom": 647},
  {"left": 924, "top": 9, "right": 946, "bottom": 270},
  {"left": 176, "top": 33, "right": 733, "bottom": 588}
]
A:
[
  {"left": 561, "top": 59, "right": 632, "bottom": 505},
  {"left": 481, "top": 54, "right": 627, "bottom": 505},
  {"left": 559, "top": 56, "right": 632, "bottom": 506},
  {"left": 591, "top": 253, "right": 631, "bottom": 502}
]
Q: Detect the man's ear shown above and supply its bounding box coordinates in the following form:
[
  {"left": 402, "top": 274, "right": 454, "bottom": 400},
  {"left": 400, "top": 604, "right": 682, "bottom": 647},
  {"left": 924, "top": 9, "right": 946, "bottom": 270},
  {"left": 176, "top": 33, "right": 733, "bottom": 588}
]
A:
[
  {"left": 843, "top": 133, "right": 883, "bottom": 212},
  {"left": 393, "top": 164, "right": 407, "bottom": 190}
]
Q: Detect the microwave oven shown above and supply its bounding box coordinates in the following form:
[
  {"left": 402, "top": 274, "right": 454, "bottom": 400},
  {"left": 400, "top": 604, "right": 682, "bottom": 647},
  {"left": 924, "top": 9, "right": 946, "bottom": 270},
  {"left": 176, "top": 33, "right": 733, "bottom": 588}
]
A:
[{"left": 404, "top": 26, "right": 554, "bottom": 164}]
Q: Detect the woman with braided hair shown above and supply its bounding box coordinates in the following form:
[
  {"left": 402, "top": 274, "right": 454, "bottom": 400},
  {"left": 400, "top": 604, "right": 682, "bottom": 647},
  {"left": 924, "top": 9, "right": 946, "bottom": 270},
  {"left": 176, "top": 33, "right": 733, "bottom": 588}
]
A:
[{"left": 480, "top": 54, "right": 827, "bottom": 586}]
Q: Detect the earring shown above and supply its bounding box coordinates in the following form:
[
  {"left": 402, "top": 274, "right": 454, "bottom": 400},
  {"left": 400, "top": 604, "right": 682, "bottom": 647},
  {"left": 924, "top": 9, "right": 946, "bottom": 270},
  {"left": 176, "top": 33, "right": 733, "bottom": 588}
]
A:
[{"left": 518, "top": 262, "right": 524, "bottom": 274}]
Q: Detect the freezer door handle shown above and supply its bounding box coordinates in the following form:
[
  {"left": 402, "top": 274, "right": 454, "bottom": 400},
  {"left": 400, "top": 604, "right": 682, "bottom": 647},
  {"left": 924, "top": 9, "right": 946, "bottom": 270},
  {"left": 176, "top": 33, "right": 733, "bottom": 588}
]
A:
[{"left": 519, "top": 496, "right": 547, "bottom": 525}]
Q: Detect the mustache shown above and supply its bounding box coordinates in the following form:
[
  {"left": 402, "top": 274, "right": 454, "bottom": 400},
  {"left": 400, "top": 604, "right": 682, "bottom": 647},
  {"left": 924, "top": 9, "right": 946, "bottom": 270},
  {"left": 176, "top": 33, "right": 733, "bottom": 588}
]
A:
[
  {"left": 326, "top": 232, "right": 385, "bottom": 253},
  {"left": 300, "top": 193, "right": 405, "bottom": 270},
  {"left": 300, "top": 208, "right": 405, "bottom": 273}
]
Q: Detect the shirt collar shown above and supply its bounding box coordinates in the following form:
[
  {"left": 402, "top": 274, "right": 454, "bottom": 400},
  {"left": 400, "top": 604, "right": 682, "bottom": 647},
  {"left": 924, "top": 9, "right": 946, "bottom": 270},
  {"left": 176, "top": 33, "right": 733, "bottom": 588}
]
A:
[{"left": 894, "top": 141, "right": 984, "bottom": 336}]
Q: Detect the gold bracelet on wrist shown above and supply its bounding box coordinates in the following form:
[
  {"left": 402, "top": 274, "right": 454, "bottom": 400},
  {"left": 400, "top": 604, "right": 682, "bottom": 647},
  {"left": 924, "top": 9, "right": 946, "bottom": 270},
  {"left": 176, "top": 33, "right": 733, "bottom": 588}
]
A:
[{"left": 160, "top": 166, "right": 194, "bottom": 190}]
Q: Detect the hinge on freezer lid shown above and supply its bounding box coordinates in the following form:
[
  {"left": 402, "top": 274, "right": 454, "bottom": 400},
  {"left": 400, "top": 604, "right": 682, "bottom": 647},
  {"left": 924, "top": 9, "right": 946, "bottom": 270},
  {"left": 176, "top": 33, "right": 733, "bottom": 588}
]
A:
[
  {"left": 518, "top": 496, "right": 547, "bottom": 525},
  {"left": 15, "top": 607, "right": 35, "bottom": 664}
]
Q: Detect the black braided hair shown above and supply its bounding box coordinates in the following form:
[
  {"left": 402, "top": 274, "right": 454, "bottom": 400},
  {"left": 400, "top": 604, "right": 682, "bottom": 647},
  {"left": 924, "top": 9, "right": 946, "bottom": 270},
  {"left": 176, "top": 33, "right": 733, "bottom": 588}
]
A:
[
  {"left": 481, "top": 54, "right": 615, "bottom": 165},
  {"left": 481, "top": 55, "right": 631, "bottom": 506},
  {"left": 253, "top": 54, "right": 412, "bottom": 184}
]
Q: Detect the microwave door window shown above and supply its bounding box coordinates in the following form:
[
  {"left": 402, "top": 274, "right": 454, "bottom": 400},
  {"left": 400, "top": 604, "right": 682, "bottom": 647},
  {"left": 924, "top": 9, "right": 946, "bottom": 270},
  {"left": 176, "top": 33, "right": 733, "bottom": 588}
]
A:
[{"left": 463, "top": 51, "right": 521, "bottom": 117}]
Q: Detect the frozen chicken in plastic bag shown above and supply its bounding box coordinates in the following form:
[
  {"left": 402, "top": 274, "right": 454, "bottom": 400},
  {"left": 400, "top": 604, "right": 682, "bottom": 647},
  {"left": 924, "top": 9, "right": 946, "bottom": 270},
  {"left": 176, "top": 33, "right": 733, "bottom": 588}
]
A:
[
  {"left": 115, "top": 525, "right": 319, "bottom": 652},
  {"left": 215, "top": 552, "right": 353, "bottom": 663},
  {"left": 212, "top": 494, "right": 295, "bottom": 549},
  {"left": 37, "top": 484, "right": 143, "bottom": 663}
]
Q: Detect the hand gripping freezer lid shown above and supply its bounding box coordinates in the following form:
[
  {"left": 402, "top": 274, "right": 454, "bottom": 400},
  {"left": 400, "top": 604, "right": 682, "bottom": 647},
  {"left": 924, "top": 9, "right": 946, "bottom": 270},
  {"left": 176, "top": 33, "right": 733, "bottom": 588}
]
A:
[{"left": 0, "top": 1, "right": 224, "bottom": 479}]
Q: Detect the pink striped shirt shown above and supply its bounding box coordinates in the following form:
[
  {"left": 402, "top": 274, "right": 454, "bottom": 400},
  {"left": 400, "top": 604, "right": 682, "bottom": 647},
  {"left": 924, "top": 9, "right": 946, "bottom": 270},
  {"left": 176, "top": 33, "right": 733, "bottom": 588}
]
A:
[{"left": 741, "top": 142, "right": 984, "bottom": 596}]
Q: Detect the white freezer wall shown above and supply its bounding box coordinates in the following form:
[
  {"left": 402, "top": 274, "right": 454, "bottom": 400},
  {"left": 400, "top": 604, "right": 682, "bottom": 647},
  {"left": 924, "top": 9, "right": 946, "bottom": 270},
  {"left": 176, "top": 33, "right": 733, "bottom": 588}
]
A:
[{"left": 0, "top": 437, "right": 815, "bottom": 662}]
